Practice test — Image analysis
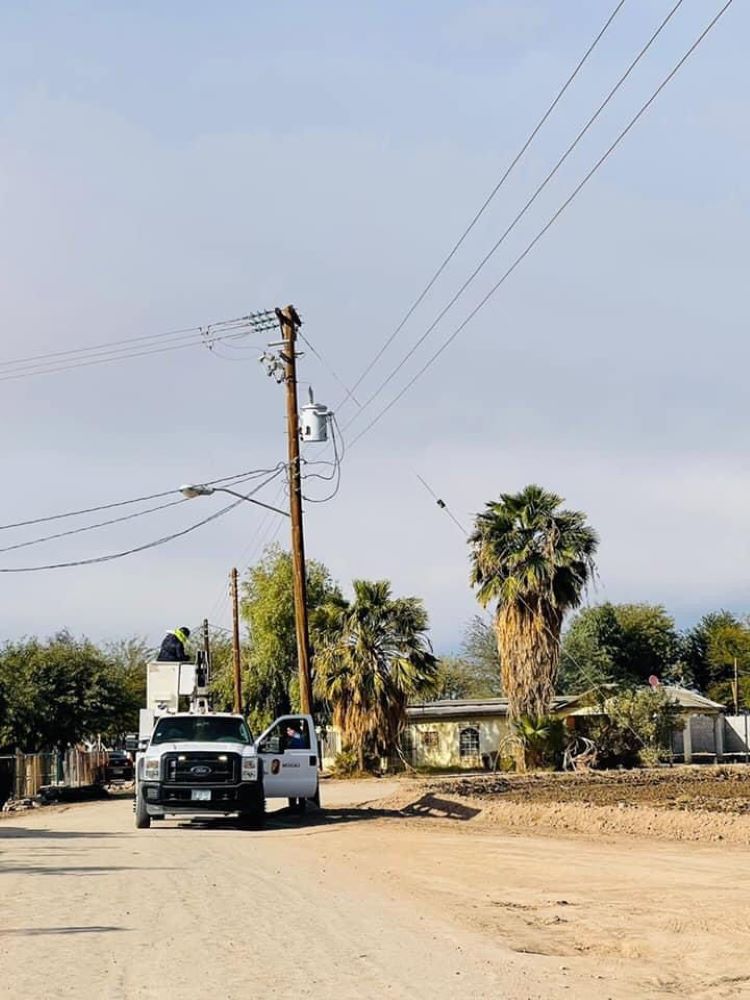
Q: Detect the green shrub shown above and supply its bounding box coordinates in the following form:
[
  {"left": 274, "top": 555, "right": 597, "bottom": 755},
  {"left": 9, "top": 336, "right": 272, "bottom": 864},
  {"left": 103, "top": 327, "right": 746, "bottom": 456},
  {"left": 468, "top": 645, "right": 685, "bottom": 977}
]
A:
[
  {"left": 588, "top": 688, "right": 682, "bottom": 768},
  {"left": 329, "top": 749, "right": 361, "bottom": 778},
  {"left": 513, "top": 715, "right": 565, "bottom": 770}
]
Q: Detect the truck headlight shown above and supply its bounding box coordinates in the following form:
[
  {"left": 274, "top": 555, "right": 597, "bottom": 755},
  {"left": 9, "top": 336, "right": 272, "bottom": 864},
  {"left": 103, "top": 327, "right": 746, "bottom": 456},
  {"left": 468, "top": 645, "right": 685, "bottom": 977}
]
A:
[
  {"left": 143, "top": 758, "right": 160, "bottom": 781},
  {"left": 241, "top": 757, "right": 258, "bottom": 781}
]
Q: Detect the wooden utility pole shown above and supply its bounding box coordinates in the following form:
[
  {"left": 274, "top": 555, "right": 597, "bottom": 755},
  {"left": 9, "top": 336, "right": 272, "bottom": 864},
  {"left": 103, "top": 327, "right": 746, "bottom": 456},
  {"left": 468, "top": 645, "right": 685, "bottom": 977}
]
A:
[
  {"left": 230, "top": 568, "right": 243, "bottom": 714},
  {"left": 202, "top": 618, "right": 211, "bottom": 677},
  {"left": 733, "top": 656, "right": 739, "bottom": 716},
  {"left": 277, "top": 305, "right": 314, "bottom": 716}
]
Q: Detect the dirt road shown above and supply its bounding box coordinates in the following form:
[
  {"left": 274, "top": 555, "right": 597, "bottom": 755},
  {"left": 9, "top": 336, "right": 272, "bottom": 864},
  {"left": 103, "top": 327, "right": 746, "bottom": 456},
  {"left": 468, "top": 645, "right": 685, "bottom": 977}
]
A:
[{"left": 2, "top": 780, "right": 749, "bottom": 999}]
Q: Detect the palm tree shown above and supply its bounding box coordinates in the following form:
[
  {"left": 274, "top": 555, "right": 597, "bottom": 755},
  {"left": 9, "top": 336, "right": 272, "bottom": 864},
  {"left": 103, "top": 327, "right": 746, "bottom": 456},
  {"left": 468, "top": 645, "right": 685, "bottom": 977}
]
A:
[
  {"left": 469, "top": 485, "right": 598, "bottom": 723},
  {"left": 314, "top": 580, "right": 439, "bottom": 770}
]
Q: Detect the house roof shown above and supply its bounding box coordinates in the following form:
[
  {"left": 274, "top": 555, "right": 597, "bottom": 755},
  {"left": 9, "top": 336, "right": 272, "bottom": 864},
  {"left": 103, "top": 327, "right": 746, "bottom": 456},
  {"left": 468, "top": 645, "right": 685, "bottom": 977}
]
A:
[
  {"left": 406, "top": 685, "right": 725, "bottom": 722},
  {"left": 661, "top": 685, "right": 725, "bottom": 711},
  {"left": 407, "top": 695, "right": 581, "bottom": 721}
]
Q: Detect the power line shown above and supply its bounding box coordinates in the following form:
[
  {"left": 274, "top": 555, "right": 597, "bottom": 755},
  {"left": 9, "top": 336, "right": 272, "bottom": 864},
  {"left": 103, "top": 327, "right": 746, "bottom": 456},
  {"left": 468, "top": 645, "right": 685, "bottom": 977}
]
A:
[
  {"left": 298, "top": 331, "right": 361, "bottom": 409},
  {"left": 0, "top": 498, "right": 244, "bottom": 573},
  {"left": 0, "top": 465, "right": 282, "bottom": 531},
  {"left": 0, "top": 323, "right": 204, "bottom": 370},
  {"left": 415, "top": 474, "right": 467, "bottom": 536},
  {"left": 0, "top": 496, "right": 189, "bottom": 554},
  {"left": 0, "top": 312, "right": 276, "bottom": 373},
  {"left": 0, "top": 466, "right": 287, "bottom": 574},
  {"left": 341, "top": 0, "right": 627, "bottom": 406},
  {"left": 342, "top": 0, "right": 685, "bottom": 435},
  {"left": 0, "top": 466, "right": 285, "bottom": 553},
  {"left": 205, "top": 478, "right": 289, "bottom": 626},
  {"left": 0, "top": 325, "right": 260, "bottom": 383},
  {"left": 347, "top": 0, "right": 734, "bottom": 449},
  {"left": 303, "top": 417, "right": 343, "bottom": 503}
]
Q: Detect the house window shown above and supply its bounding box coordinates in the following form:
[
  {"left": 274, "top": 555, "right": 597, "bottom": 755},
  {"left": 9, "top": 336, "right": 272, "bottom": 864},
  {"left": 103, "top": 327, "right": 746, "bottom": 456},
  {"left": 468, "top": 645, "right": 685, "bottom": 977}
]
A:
[
  {"left": 422, "top": 730, "right": 439, "bottom": 749},
  {"left": 459, "top": 727, "right": 480, "bottom": 758}
]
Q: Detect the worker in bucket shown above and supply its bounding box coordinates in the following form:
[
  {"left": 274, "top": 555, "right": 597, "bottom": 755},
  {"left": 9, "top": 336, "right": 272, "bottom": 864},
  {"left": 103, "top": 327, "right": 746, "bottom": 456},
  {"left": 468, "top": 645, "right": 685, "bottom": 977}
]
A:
[{"left": 157, "top": 626, "right": 191, "bottom": 662}]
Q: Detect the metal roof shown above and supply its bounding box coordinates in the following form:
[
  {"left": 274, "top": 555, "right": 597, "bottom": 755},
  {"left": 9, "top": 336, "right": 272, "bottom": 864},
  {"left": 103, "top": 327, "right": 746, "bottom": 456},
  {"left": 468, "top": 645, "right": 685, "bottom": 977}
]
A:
[
  {"left": 406, "top": 685, "right": 725, "bottom": 721},
  {"left": 407, "top": 695, "right": 580, "bottom": 721}
]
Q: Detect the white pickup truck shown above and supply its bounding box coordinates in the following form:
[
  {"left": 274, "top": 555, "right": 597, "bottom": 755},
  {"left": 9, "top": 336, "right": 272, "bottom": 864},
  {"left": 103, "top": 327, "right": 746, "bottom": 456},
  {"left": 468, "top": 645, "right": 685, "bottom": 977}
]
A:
[{"left": 135, "top": 712, "right": 318, "bottom": 829}]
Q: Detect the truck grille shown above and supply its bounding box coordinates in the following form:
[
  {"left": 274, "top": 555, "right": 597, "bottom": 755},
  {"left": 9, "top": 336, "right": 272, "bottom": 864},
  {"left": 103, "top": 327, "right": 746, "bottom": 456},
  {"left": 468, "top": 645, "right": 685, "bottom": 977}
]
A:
[{"left": 163, "top": 752, "right": 239, "bottom": 785}]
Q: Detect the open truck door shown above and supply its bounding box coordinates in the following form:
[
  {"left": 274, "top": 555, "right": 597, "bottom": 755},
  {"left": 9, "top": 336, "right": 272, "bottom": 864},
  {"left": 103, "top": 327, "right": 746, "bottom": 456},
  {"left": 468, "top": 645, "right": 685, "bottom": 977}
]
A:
[{"left": 256, "top": 714, "right": 318, "bottom": 801}]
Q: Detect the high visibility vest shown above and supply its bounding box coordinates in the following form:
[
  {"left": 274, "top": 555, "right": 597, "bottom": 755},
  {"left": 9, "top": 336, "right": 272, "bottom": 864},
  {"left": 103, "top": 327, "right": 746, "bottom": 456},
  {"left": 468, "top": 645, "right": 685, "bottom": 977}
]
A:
[{"left": 170, "top": 628, "right": 189, "bottom": 647}]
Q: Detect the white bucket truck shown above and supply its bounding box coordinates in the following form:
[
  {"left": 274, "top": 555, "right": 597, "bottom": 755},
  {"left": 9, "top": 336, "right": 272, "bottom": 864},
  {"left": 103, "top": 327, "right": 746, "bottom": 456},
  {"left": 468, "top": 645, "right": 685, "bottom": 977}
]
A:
[{"left": 135, "top": 658, "right": 318, "bottom": 829}]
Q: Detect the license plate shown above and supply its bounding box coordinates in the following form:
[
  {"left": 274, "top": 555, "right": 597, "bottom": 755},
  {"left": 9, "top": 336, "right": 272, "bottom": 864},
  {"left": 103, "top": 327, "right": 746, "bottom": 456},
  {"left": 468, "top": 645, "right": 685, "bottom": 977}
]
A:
[
  {"left": 111, "top": 768, "right": 124, "bottom": 775},
  {"left": 191, "top": 789, "right": 211, "bottom": 801}
]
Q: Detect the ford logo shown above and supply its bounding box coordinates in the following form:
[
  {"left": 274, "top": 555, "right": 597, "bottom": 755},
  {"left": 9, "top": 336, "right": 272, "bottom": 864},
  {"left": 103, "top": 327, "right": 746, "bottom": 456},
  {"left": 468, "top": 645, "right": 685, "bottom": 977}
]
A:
[{"left": 191, "top": 765, "right": 211, "bottom": 776}]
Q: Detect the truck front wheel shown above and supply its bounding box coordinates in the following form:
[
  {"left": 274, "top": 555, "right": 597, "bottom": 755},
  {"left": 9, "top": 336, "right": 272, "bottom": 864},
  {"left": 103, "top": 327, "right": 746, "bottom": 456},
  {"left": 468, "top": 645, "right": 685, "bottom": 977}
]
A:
[
  {"left": 239, "top": 785, "right": 265, "bottom": 829},
  {"left": 135, "top": 788, "right": 151, "bottom": 829}
]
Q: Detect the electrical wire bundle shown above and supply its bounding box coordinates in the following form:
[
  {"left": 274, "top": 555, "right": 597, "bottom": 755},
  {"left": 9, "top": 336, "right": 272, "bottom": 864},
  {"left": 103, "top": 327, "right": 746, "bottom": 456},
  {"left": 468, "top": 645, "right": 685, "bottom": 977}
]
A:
[
  {"left": 0, "top": 312, "right": 278, "bottom": 383},
  {"left": 301, "top": 1, "right": 735, "bottom": 452},
  {"left": 0, "top": 2, "right": 735, "bottom": 579},
  {"left": 0, "top": 464, "right": 287, "bottom": 573}
]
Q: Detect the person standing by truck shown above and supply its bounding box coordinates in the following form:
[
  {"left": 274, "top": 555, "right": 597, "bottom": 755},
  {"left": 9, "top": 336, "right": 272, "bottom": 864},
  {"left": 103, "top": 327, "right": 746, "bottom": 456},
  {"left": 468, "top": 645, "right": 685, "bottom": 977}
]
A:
[{"left": 157, "top": 626, "right": 191, "bottom": 662}]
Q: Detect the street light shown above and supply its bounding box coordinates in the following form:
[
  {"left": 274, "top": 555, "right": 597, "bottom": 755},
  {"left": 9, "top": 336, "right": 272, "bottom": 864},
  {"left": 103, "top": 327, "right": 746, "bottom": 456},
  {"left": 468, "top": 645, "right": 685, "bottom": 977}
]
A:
[
  {"left": 179, "top": 483, "right": 289, "bottom": 517},
  {"left": 180, "top": 480, "right": 288, "bottom": 716}
]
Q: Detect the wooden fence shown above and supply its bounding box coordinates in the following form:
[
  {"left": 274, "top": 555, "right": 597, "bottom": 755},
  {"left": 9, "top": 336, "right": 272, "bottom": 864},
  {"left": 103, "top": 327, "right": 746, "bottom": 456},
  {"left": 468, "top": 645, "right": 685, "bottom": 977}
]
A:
[{"left": 0, "top": 749, "right": 107, "bottom": 805}]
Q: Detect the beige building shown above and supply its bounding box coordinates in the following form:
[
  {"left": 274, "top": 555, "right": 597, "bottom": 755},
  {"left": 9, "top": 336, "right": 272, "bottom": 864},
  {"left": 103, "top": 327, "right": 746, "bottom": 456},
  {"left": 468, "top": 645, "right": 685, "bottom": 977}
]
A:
[
  {"left": 403, "top": 695, "right": 577, "bottom": 770},
  {"left": 402, "top": 687, "right": 726, "bottom": 770},
  {"left": 318, "top": 687, "right": 728, "bottom": 771}
]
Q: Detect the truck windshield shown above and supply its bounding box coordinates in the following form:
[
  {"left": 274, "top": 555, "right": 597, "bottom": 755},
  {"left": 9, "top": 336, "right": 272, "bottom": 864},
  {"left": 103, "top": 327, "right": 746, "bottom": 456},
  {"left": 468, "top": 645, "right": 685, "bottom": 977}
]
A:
[{"left": 151, "top": 717, "right": 253, "bottom": 745}]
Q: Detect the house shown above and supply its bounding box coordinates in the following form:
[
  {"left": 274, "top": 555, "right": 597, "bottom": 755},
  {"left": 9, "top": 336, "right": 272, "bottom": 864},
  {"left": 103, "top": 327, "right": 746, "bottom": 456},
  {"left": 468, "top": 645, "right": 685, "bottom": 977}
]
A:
[{"left": 402, "top": 687, "right": 727, "bottom": 770}]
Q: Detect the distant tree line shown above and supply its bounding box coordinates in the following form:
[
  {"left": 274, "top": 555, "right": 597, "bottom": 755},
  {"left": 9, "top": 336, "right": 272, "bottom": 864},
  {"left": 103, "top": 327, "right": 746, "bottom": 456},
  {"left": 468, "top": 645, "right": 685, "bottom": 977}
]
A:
[
  {"left": 0, "top": 632, "right": 148, "bottom": 753},
  {"left": 2, "top": 516, "right": 747, "bottom": 766},
  {"left": 560, "top": 603, "right": 750, "bottom": 707}
]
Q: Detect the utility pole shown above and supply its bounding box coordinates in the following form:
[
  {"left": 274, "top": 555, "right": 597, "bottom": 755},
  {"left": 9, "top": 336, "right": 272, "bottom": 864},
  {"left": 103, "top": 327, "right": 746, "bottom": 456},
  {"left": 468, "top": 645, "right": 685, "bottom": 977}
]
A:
[
  {"left": 277, "top": 305, "right": 314, "bottom": 717},
  {"left": 202, "top": 618, "right": 210, "bottom": 674},
  {"left": 230, "top": 567, "right": 243, "bottom": 714},
  {"left": 733, "top": 656, "right": 739, "bottom": 716}
]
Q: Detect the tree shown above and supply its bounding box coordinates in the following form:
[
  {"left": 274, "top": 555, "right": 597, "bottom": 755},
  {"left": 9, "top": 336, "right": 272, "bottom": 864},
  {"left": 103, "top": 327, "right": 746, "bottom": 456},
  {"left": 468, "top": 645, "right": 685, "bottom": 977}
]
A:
[
  {"left": 682, "top": 611, "right": 750, "bottom": 696},
  {"left": 102, "top": 636, "right": 152, "bottom": 732},
  {"left": 560, "top": 603, "right": 682, "bottom": 692},
  {"left": 314, "top": 580, "right": 439, "bottom": 770},
  {"left": 240, "top": 545, "right": 343, "bottom": 732},
  {"left": 432, "top": 656, "right": 499, "bottom": 700},
  {"left": 462, "top": 615, "right": 502, "bottom": 691},
  {"left": 586, "top": 687, "right": 683, "bottom": 768},
  {"left": 469, "top": 484, "right": 598, "bottom": 723},
  {"left": 705, "top": 617, "right": 750, "bottom": 711},
  {"left": 558, "top": 602, "right": 621, "bottom": 692},
  {"left": 207, "top": 633, "right": 241, "bottom": 714},
  {"left": 0, "top": 631, "right": 140, "bottom": 751}
]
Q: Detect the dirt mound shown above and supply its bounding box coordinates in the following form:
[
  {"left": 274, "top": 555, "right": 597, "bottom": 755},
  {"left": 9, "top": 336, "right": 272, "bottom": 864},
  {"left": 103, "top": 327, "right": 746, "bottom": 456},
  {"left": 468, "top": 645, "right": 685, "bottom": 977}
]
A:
[
  {"left": 440, "top": 766, "right": 750, "bottom": 813},
  {"left": 379, "top": 766, "right": 750, "bottom": 844}
]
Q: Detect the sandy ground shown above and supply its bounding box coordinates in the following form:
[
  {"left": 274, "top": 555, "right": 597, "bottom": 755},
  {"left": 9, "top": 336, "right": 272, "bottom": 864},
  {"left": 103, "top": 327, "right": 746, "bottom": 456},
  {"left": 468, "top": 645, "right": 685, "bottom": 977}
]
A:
[{"left": 2, "top": 779, "right": 750, "bottom": 1000}]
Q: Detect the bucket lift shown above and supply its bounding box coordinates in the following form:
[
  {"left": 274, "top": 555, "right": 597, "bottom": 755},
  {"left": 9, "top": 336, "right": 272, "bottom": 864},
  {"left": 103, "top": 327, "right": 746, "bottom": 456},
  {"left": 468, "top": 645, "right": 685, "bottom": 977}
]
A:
[{"left": 138, "top": 651, "right": 212, "bottom": 744}]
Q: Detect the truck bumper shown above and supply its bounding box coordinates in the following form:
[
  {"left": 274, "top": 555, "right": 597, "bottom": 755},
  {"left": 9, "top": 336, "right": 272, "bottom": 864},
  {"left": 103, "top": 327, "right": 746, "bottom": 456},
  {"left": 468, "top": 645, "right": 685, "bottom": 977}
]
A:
[{"left": 141, "top": 781, "right": 260, "bottom": 815}]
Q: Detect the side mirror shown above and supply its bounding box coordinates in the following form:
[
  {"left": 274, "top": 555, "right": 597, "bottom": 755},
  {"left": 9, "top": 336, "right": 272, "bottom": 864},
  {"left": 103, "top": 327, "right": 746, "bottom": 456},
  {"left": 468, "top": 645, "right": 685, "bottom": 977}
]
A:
[
  {"left": 258, "top": 735, "right": 282, "bottom": 755},
  {"left": 138, "top": 738, "right": 149, "bottom": 753}
]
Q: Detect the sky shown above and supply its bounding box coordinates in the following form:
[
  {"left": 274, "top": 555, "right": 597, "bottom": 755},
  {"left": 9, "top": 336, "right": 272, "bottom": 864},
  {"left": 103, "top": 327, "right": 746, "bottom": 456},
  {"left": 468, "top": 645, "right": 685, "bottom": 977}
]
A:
[{"left": 0, "top": 1, "right": 747, "bottom": 654}]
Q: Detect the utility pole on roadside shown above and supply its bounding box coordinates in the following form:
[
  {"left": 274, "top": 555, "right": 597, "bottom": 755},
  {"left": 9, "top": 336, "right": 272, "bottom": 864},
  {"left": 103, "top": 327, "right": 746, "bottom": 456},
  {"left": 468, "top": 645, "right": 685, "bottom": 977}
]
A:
[
  {"left": 276, "top": 305, "right": 314, "bottom": 717},
  {"left": 230, "top": 567, "right": 243, "bottom": 714},
  {"left": 733, "top": 656, "right": 739, "bottom": 716},
  {"left": 202, "top": 618, "right": 210, "bottom": 668}
]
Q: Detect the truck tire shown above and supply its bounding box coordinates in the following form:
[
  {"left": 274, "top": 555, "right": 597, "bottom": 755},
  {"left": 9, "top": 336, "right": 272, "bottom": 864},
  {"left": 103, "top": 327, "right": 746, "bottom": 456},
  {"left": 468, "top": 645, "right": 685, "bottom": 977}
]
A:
[
  {"left": 239, "top": 785, "right": 265, "bottom": 829},
  {"left": 288, "top": 796, "right": 307, "bottom": 815},
  {"left": 135, "top": 788, "right": 151, "bottom": 829}
]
